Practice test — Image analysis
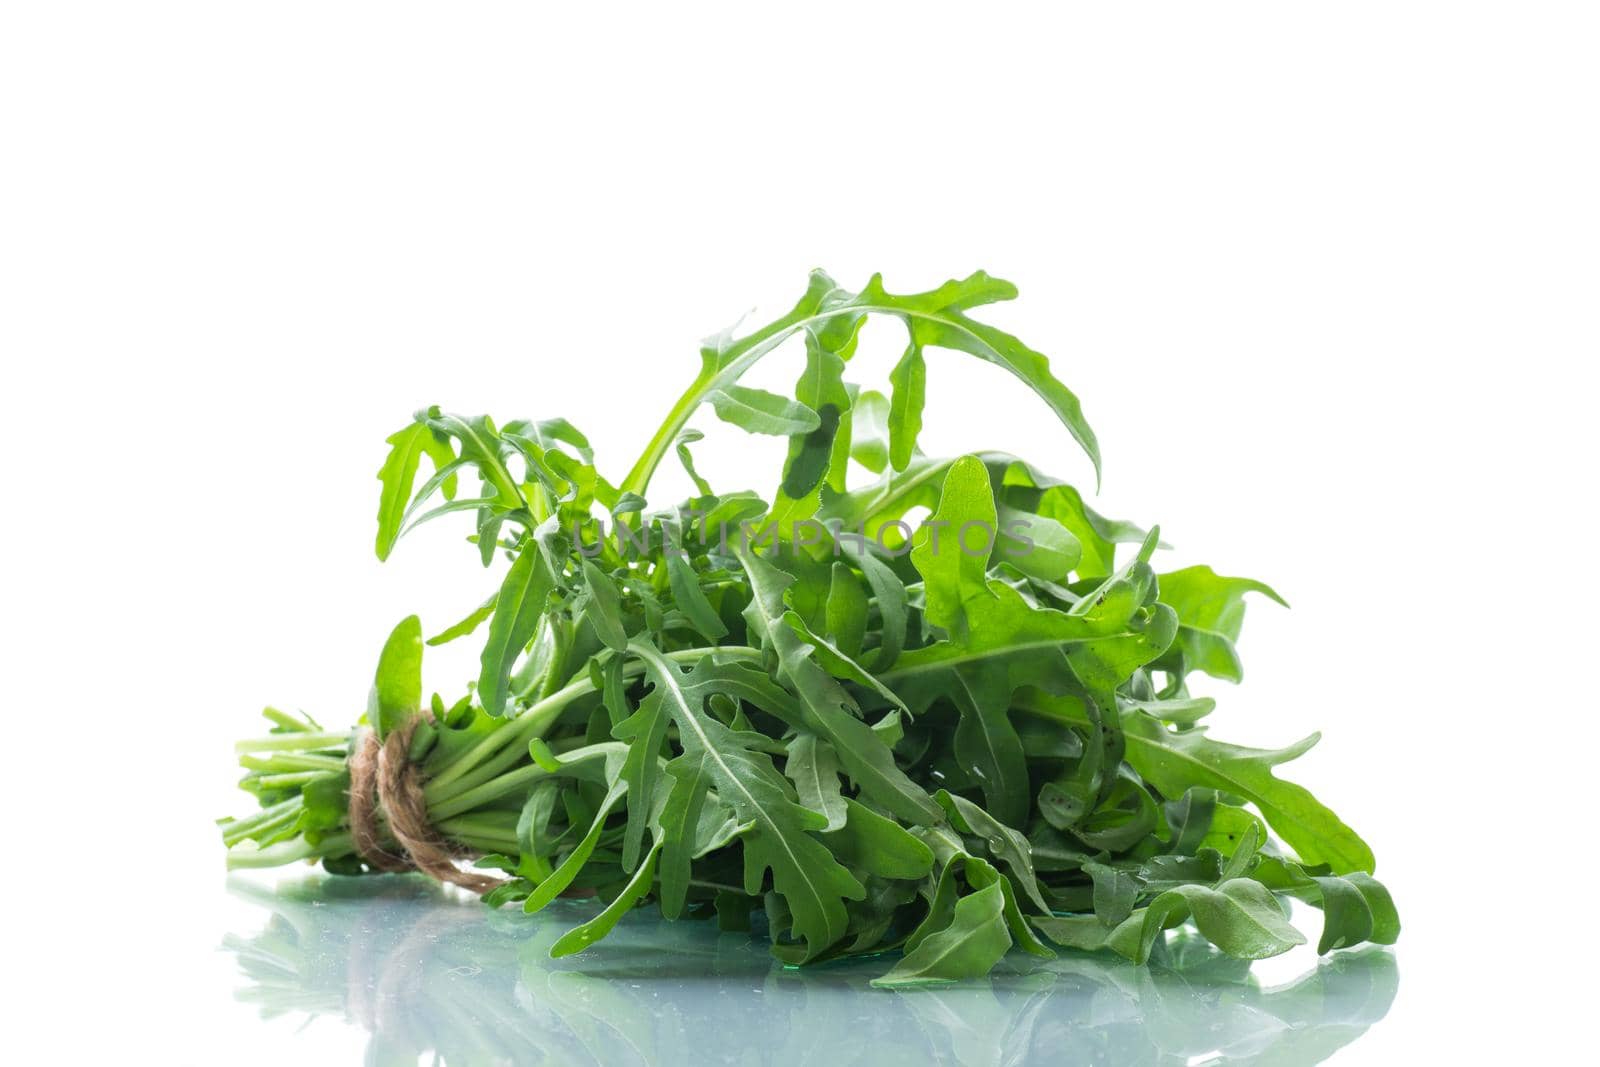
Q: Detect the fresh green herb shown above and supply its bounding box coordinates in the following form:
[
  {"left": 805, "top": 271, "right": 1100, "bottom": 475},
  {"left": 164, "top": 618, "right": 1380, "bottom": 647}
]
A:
[{"left": 221, "top": 270, "right": 1397, "bottom": 983}]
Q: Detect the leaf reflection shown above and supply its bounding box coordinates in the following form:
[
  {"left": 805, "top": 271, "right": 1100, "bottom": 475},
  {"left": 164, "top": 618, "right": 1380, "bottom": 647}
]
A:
[{"left": 224, "top": 875, "right": 1396, "bottom": 1066}]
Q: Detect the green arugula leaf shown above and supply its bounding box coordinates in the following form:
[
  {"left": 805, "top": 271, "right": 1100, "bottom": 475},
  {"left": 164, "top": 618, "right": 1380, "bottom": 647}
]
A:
[
  {"left": 819, "top": 798, "right": 935, "bottom": 880},
  {"left": 785, "top": 733, "right": 847, "bottom": 832},
  {"left": 851, "top": 272, "right": 1102, "bottom": 485},
  {"left": 623, "top": 271, "right": 1098, "bottom": 498},
  {"left": 579, "top": 560, "right": 629, "bottom": 652},
  {"left": 369, "top": 615, "right": 423, "bottom": 739},
  {"left": 523, "top": 780, "right": 629, "bottom": 914},
  {"left": 773, "top": 330, "right": 852, "bottom": 519},
  {"left": 478, "top": 540, "right": 557, "bottom": 716},
  {"left": 837, "top": 543, "right": 907, "bottom": 671},
  {"left": 891, "top": 520, "right": 1174, "bottom": 822},
  {"left": 782, "top": 610, "right": 908, "bottom": 716},
  {"left": 1033, "top": 878, "right": 1306, "bottom": 965},
  {"left": 673, "top": 429, "right": 714, "bottom": 497},
  {"left": 936, "top": 789, "right": 1050, "bottom": 913},
  {"left": 910, "top": 455, "right": 995, "bottom": 641},
  {"left": 376, "top": 420, "right": 457, "bottom": 561},
  {"left": 1021, "top": 693, "right": 1376, "bottom": 874},
  {"left": 848, "top": 389, "right": 890, "bottom": 474},
  {"left": 1082, "top": 860, "right": 1140, "bottom": 926},
  {"left": 962, "top": 855, "right": 1054, "bottom": 957},
  {"left": 1252, "top": 855, "right": 1400, "bottom": 952},
  {"left": 886, "top": 340, "right": 926, "bottom": 472},
  {"left": 612, "top": 687, "right": 670, "bottom": 873},
  {"left": 736, "top": 542, "right": 941, "bottom": 826},
  {"left": 426, "top": 595, "right": 496, "bottom": 647},
  {"left": 995, "top": 504, "right": 1080, "bottom": 581},
  {"left": 662, "top": 518, "right": 727, "bottom": 641},
  {"left": 871, "top": 881, "right": 1011, "bottom": 987},
  {"left": 823, "top": 562, "right": 869, "bottom": 659},
  {"left": 1158, "top": 566, "right": 1288, "bottom": 682},
  {"left": 631, "top": 641, "right": 865, "bottom": 962},
  {"left": 550, "top": 841, "right": 664, "bottom": 957},
  {"left": 710, "top": 385, "right": 821, "bottom": 437}
]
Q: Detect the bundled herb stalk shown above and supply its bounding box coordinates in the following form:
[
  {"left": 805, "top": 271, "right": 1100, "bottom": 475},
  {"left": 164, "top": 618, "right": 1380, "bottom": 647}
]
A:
[{"left": 222, "top": 271, "right": 1397, "bottom": 985}]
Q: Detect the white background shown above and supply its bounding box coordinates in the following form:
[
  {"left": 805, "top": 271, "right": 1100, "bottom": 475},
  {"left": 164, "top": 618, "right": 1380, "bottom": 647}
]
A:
[{"left": 3, "top": 2, "right": 1596, "bottom": 1063}]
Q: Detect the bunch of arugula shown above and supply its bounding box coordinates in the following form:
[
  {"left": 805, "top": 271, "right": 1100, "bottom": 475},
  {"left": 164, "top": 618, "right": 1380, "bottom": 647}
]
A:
[{"left": 222, "top": 271, "right": 1397, "bottom": 985}]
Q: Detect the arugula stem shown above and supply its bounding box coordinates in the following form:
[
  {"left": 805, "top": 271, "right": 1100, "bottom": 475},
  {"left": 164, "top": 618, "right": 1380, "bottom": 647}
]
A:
[
  {"left": 234, "top": 731, "right": 350, "bottom": 754},
  {"left": 432, "top": 764, "right": 550, "bottom": 825},
  {"left": 430, "top": 741, "right": 629, "bottom": 822},
  {"left": 220, "top": 797, "right": 301, "bottom": 844},
  {"left": 690, "top": 876, "right": 744, "bottom": 895},
  {"left": 620, "top": 295, "right": 839, "bottom": 496},
  {"left": 239, "top": 753, "right": 346, "bottom": 774},
  {"left": 620, "top": 302, "right": 1019, "bottom": 497},
  {"left": 435, "top": 818, "right": 519, "bottom": 853},
  {"left": 622, "top": 375, "right": 713, "bottom": 499},
  {"left": 428, "top": 764, "right": 552, "bottom": 821},
  {"left": 260, "top": 707, "right": 317, "bottom": 732},
  {"left": 226, "top": 831, "right": 352, "bottom": 869},
  {"left": 423, "top": 645, "right": 761, "bottom": 804},
  {"left": 446, "top": 832, "right": 521, "bottom": 856},
  {"left": 253, "top": 771, "right": 332, "bottom": 790},
  {"left": 227, "top": 807, "right": 302, "bottom": 847}
]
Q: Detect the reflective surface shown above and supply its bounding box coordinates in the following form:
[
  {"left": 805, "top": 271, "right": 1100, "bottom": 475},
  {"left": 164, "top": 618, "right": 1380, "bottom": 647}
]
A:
[{"left": 224, "top": 875, "right": 1397, "bottom": 1066}]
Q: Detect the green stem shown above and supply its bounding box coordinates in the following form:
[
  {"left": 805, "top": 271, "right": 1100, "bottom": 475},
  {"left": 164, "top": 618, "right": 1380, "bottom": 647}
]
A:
[
  {"left": 423, "top": 645, "right": 761, "bottom": 805},
  {"left": 261, "top": 707, "right": 318, "bottom": 733},
  {"left": 252, "top": 771, "right": 331, "bottom": 790},
  {"left": 680, "top": 876, "right": 745, "bottom": 896},
  {"left": 427, "top": 740, "right": 616, "bottom": 824},
  {"left": 240, "top": 753, "right": 346, "bottom": 774},
  {"left": 619, "top": 296, "right": 1026, "bottom": 497},
  {"left": 448, "top": 832, "right": 522, "bottom": 857},
  {"left": 437, "top": 811, "right": 519, "bottom": 835},
  {"left": 621, "top": 371, "right": 715, "bottom": 499},
  {"left": 435, "top": 818, "right": 519, "bottom": 854},
  {"left": 429, "top": 764, "right": 551, "bottom": 822},
  {"left": 234, "top": 731, "right": 350, "bottom": 754},
  {"left": 620, "top": 294, "right": 840, "bottom": 496},
  {"left": 220, "top": 797, "right": 301, "bottom": 844},
  {"left": 225, "top": 831, "right": 352, "bottom": 869}
]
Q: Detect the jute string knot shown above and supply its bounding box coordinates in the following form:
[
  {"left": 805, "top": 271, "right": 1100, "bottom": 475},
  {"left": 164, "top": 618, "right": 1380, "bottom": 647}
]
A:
[{"left": 347, "top": 714, "right": 505, "bottom": 895}]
